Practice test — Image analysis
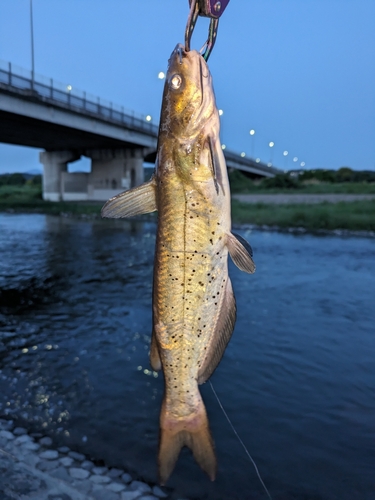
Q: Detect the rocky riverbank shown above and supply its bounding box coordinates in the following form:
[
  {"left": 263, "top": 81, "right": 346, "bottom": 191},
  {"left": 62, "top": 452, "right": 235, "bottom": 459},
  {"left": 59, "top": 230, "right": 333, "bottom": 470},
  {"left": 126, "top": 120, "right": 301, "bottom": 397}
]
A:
[{"left": 0, "top": 418, "right": 179, "bottom": 500}]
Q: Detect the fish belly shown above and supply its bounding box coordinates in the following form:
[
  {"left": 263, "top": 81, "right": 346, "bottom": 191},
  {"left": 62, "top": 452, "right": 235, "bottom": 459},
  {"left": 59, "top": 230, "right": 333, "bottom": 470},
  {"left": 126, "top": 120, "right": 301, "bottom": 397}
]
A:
[{"left": 153, "top": 174, "right": 229, "bottom": 416}]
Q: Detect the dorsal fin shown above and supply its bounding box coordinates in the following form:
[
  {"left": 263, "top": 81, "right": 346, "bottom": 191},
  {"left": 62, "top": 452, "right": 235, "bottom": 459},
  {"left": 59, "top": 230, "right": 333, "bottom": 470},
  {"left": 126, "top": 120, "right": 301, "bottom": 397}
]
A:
[{"left": 197, "top": 278, "right": 236, "bottom": 384}]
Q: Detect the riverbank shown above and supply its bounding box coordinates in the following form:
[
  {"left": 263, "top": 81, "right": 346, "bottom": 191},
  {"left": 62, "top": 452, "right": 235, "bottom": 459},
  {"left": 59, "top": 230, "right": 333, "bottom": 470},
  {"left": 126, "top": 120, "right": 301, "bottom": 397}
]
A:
[
  {"left": 0, "top": 418, "right": 172, "bottom": 500},
  {"left": 2, "top": 197, "right": 375, "bottom": 233},
  {"left": 1, "top": 184, "right": 375, "bottom": 232}
]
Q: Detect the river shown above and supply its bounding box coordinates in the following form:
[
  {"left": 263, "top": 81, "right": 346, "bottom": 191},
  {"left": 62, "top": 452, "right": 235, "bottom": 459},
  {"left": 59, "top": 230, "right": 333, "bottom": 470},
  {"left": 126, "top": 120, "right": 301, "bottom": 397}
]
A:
[{"left": 0, "top": 213, "right": 374, "bottom": 500}]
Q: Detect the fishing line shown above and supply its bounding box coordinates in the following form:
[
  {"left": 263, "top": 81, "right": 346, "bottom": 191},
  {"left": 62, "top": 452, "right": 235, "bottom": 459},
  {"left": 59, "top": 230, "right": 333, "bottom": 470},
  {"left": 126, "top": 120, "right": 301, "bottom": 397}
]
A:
[{"left": 209, "top": 380, "right": 272, "bottom": 500}]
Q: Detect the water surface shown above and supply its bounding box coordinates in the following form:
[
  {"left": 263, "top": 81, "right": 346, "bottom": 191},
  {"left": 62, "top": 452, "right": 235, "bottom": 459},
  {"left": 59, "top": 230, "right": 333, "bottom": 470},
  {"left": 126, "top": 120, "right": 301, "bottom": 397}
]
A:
[{"left": 0, "top": 214, "right": 374, "bottom": 499}]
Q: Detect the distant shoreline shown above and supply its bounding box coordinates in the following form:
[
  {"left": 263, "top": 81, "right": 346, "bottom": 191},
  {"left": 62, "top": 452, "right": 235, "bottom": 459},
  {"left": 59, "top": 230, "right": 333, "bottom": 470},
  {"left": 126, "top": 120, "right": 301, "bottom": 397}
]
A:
[
  {"left": 233, "top": 193, "right": 375, "bottom": 204},
  {"left": 1, "top": 195, "right": 374, "bottom": 234}
]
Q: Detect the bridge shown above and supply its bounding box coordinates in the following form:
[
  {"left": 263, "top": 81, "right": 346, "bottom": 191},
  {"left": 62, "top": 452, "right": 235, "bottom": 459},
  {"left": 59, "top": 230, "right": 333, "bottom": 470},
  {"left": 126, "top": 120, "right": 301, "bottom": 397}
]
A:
[{"left": 0, "top": 60, "right": 280, "bottom": 201}]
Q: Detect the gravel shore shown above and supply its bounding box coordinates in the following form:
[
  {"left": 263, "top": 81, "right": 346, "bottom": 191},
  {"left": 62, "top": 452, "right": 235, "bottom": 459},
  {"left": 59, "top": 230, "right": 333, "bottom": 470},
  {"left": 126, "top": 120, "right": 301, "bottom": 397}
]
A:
[
  {"left": 232, "top": 193, "right": 375, "bottom": 204},
  {"left": 0, "top": 418, "right": 177, "bottom": 500}
]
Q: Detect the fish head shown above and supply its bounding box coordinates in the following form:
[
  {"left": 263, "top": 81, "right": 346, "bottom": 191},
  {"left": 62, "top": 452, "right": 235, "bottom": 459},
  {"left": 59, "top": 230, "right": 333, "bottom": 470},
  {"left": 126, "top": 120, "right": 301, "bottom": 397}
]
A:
[{"left": 160, "top": 44, "right": 217, "bottom": 140}]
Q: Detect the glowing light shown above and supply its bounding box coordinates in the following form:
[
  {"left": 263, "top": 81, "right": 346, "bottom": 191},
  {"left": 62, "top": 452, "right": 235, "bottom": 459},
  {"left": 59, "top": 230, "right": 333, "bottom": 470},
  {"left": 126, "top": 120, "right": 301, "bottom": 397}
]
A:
[
  {"left": 145, "top": 115, "right": 152, "bottom": 122},
  {"left": 293, "top": 157, "right": 298, "bottom": 162},
  {"left": 283, "top": 151, "right": 288, "bottom": 156},
  {"left": 66, "top": 85, "right": 72, "bottom": 92},
  {"left": 267, "top": 162, "right": 272, "bottom": 167},
  {"left": 255, "top": 158, "right": 260, "bottom": 163},
  {"left": 269, "top": 142, "right": 274, "bottom": 148},
  {"left": 218, "top": 109, "right": 224, "bottom": 116},
  {"left": 249, "top": 129, "right": 255, "bottom": 136},
  {"left": 22, "top": 348, "right": 28, "bottom": 354},
  {"left": 221, "top": 144, "right": 226, "bottom": 150},
  {"left": 301, "top": 161, "right": 306, "bottom": 167},
  {"left": 240, "top": 152, "right": 246, "bottom": 157},
  {"left": 158, "top": 71, "right": 165, "bottom": 79}
]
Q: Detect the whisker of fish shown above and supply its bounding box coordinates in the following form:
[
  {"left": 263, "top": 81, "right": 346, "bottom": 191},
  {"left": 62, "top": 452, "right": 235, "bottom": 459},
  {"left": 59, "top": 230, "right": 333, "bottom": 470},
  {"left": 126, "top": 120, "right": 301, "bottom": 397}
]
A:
[{"left": 209, "top": 380, "right": 273, "bottom": 500}]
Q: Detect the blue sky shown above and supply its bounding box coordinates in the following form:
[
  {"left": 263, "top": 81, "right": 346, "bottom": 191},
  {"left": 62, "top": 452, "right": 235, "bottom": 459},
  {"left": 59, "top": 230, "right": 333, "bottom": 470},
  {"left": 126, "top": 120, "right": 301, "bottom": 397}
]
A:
[{"left": 0, "top": 0, "right": 374, "bottom": 173}]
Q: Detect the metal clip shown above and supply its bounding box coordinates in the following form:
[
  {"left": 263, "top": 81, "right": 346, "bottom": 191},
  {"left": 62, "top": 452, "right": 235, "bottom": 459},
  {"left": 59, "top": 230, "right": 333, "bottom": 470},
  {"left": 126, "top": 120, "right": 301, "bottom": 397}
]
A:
[
  {"left": 185, "top": 0, "right": 230, "bottom": 61},
  {"left": 191, "top": 0, "right": 230, "bottom": 19}
]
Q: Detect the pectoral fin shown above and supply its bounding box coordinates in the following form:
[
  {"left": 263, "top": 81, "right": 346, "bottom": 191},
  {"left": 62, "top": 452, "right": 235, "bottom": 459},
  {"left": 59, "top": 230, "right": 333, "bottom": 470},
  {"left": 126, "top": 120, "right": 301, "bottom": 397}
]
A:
[
  {"left": 101, "top": 175, "right": 157, "bottom": 218},
  {"left": 208, "top": 135, "right": 225, "bottom": 195},
  {"left": 227, "top": 232, "right": 256, "bottom": 274},
  {"left": 197, "top": 278, "right": 236, "bottom": 384}
]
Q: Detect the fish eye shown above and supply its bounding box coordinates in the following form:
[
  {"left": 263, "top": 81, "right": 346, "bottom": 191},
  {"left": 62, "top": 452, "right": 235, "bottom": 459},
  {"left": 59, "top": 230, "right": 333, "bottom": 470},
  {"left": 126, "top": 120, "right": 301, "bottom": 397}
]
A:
[{"left": 170, "top": 74, "right": 182, "bottom": 90}]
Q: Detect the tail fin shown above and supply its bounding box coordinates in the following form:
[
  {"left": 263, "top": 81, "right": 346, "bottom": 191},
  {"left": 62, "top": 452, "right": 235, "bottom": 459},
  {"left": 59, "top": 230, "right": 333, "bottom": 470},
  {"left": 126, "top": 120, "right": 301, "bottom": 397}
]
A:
[{"left": 158, "top": 396, "right": 216, "bottom": 485}]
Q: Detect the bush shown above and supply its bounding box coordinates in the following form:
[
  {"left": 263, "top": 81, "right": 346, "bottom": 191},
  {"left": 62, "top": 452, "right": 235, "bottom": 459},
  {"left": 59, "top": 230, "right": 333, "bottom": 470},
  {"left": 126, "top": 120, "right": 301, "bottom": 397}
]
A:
[
  {"left": 0, "top": 173, "right": 26, "bottom": 186},
  {"left": 228, "top": 169, "right": 257, "bottom": 192},
  {"left": 261, "top": 173, "right": 300, "bottom": 189},
  {"left": 26, "top": 175, "right": 42, "bottom": 186}
]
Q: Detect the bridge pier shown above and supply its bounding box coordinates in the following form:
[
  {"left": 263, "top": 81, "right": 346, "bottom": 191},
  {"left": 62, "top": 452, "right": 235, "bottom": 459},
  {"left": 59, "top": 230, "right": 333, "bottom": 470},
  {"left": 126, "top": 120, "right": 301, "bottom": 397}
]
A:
[
  {"left": 39, "top": 148, "right": 148, "bottom": 202},
  {"left": 40, "top": 150, "right": 81, "bottom": 201},
  {"left": 85, "top": 148, "right": 145, "bottom": 201}
]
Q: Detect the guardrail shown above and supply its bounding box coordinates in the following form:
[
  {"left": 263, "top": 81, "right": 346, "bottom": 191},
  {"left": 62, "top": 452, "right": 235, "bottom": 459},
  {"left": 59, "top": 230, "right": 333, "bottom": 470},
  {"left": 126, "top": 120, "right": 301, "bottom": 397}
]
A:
[{"left": 0, "top": 60, "right": 159, "bottom": 137}]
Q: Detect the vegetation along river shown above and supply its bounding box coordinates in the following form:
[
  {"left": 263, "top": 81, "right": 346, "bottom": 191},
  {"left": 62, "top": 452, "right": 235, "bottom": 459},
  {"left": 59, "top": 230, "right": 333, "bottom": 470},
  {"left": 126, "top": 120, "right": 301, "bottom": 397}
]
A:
[{"left": 0, "top": 213, "right": 374, "bottom": 500}]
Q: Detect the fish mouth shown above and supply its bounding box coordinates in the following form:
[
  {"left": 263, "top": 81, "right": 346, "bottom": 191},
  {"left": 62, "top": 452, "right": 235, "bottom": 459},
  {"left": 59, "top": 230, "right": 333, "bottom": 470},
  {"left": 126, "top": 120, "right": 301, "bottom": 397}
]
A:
[
  {"left": 169, "top": 43, "right": 186, "bottom": 66},
  {"left": 169, "top": 44, "right": 207, "bottom": 99}
]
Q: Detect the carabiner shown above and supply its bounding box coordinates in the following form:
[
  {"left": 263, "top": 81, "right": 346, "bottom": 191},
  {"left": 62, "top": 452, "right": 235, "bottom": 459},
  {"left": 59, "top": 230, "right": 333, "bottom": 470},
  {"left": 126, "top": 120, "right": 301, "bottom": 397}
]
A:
[{"left": 185, "top": 0, "right": 229, "bottom": 61}]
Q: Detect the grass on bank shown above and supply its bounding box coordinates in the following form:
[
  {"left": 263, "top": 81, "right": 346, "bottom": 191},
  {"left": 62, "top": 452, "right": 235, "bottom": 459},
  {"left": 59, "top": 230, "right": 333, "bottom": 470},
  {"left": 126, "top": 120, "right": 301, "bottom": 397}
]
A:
[
  {"left": 231, "top": 199, "right": 375, "bottom": 232},
  {"left": 1, "top": 183, "right": 375, "bottom": 232},
  {"left": 0, "top": 185, "right": 102, "bottom": 215}
]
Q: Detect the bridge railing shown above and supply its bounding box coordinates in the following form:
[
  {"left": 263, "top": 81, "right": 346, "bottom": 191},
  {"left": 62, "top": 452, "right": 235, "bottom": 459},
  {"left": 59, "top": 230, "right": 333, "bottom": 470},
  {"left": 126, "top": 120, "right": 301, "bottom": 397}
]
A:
[
  {"left": 224, "top": 149, "right": 281, "bottom": 175},
  {"left": 0, "top": 60, "right": 159, "bottom": 137}
]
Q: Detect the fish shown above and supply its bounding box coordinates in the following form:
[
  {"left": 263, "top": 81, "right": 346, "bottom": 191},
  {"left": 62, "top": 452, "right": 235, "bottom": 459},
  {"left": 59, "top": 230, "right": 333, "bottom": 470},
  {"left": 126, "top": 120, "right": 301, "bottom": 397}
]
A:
[{"left": 101, "top": 43, "right": 255, "bottom": 484}]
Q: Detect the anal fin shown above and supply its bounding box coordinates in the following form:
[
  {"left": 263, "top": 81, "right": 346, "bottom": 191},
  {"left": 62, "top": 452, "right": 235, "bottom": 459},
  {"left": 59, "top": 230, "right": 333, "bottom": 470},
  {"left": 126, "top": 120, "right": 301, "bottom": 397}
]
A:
[
  {"left": 198, "top": 278, "right": 236, "bottom": 384},
  {"left": 150, "top": 329, "right": 161, "bottom": 371},
  {"left": 101, "top": 175, "right": 157, "bottom": 219}
]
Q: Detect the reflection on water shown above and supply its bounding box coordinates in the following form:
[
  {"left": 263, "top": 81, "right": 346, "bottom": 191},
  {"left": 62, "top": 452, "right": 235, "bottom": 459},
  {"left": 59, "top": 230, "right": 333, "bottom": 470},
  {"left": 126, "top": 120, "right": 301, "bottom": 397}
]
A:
[{"left": 0, "top": 214, "right": 374, "bottom": 500}]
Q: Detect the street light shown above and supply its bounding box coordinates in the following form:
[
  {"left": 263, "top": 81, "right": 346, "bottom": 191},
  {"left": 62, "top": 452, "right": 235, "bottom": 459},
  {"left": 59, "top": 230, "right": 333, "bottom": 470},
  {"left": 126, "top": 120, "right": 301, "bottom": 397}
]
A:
[
  {"left": 221, "top": 144, "right": 226, "bottom": 150},
  {"left": 293, "top": 157, "right": 298, "bottom": 163},
  {"left": 218, "top": 109, "right": 224, "bottom": 116},
  {"left": 240, "top": 152, "right": 246, "bottom": 157},
  {"left": 158, "top": 71, "right": 165, "bottom": 80},
  {"left": 249, "top": 129, "right": 255, "bottom": 157},
  {"left": 145, "top": 115, "right": 152, "bottom": 122},
  {"left": 30, "top": 0, "right": 35, "bottom": 88},
  {"left": 283, "top": 150, "right": 289, "bottom": 169},
  {"left": 268, "top": 141, "right": 274, "bottom": 164},
  {"left": 300, "top": 161, "right": 306, "bottom": 168}
]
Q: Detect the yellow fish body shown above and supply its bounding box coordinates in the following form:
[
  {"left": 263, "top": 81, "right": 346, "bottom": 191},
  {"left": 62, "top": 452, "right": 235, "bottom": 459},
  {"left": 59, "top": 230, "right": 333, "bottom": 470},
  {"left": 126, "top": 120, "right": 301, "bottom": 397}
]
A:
[{"left": 102, "top": 44, "right": 255, "bottom": 484}]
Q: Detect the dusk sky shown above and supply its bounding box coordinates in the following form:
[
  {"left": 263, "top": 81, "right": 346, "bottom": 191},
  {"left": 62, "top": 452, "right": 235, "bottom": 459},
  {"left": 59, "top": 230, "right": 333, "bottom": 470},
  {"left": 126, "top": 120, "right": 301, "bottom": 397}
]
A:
[{"left": 0, "top": 0, "right": 374, "bottom": 173}]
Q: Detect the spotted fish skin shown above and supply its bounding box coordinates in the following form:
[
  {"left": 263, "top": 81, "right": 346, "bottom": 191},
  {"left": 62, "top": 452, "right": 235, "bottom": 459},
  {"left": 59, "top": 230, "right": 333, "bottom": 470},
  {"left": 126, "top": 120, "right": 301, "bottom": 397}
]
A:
[{"left": 101, "top": 44, "right": 255, "bottom": 484}]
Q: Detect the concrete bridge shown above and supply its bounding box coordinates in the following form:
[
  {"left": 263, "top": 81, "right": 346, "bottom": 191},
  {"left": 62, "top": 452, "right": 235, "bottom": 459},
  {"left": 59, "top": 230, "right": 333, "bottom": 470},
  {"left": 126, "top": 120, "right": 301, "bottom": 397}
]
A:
[{"left": 0, "top": 60, "right": 280, "bottom": 201}]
